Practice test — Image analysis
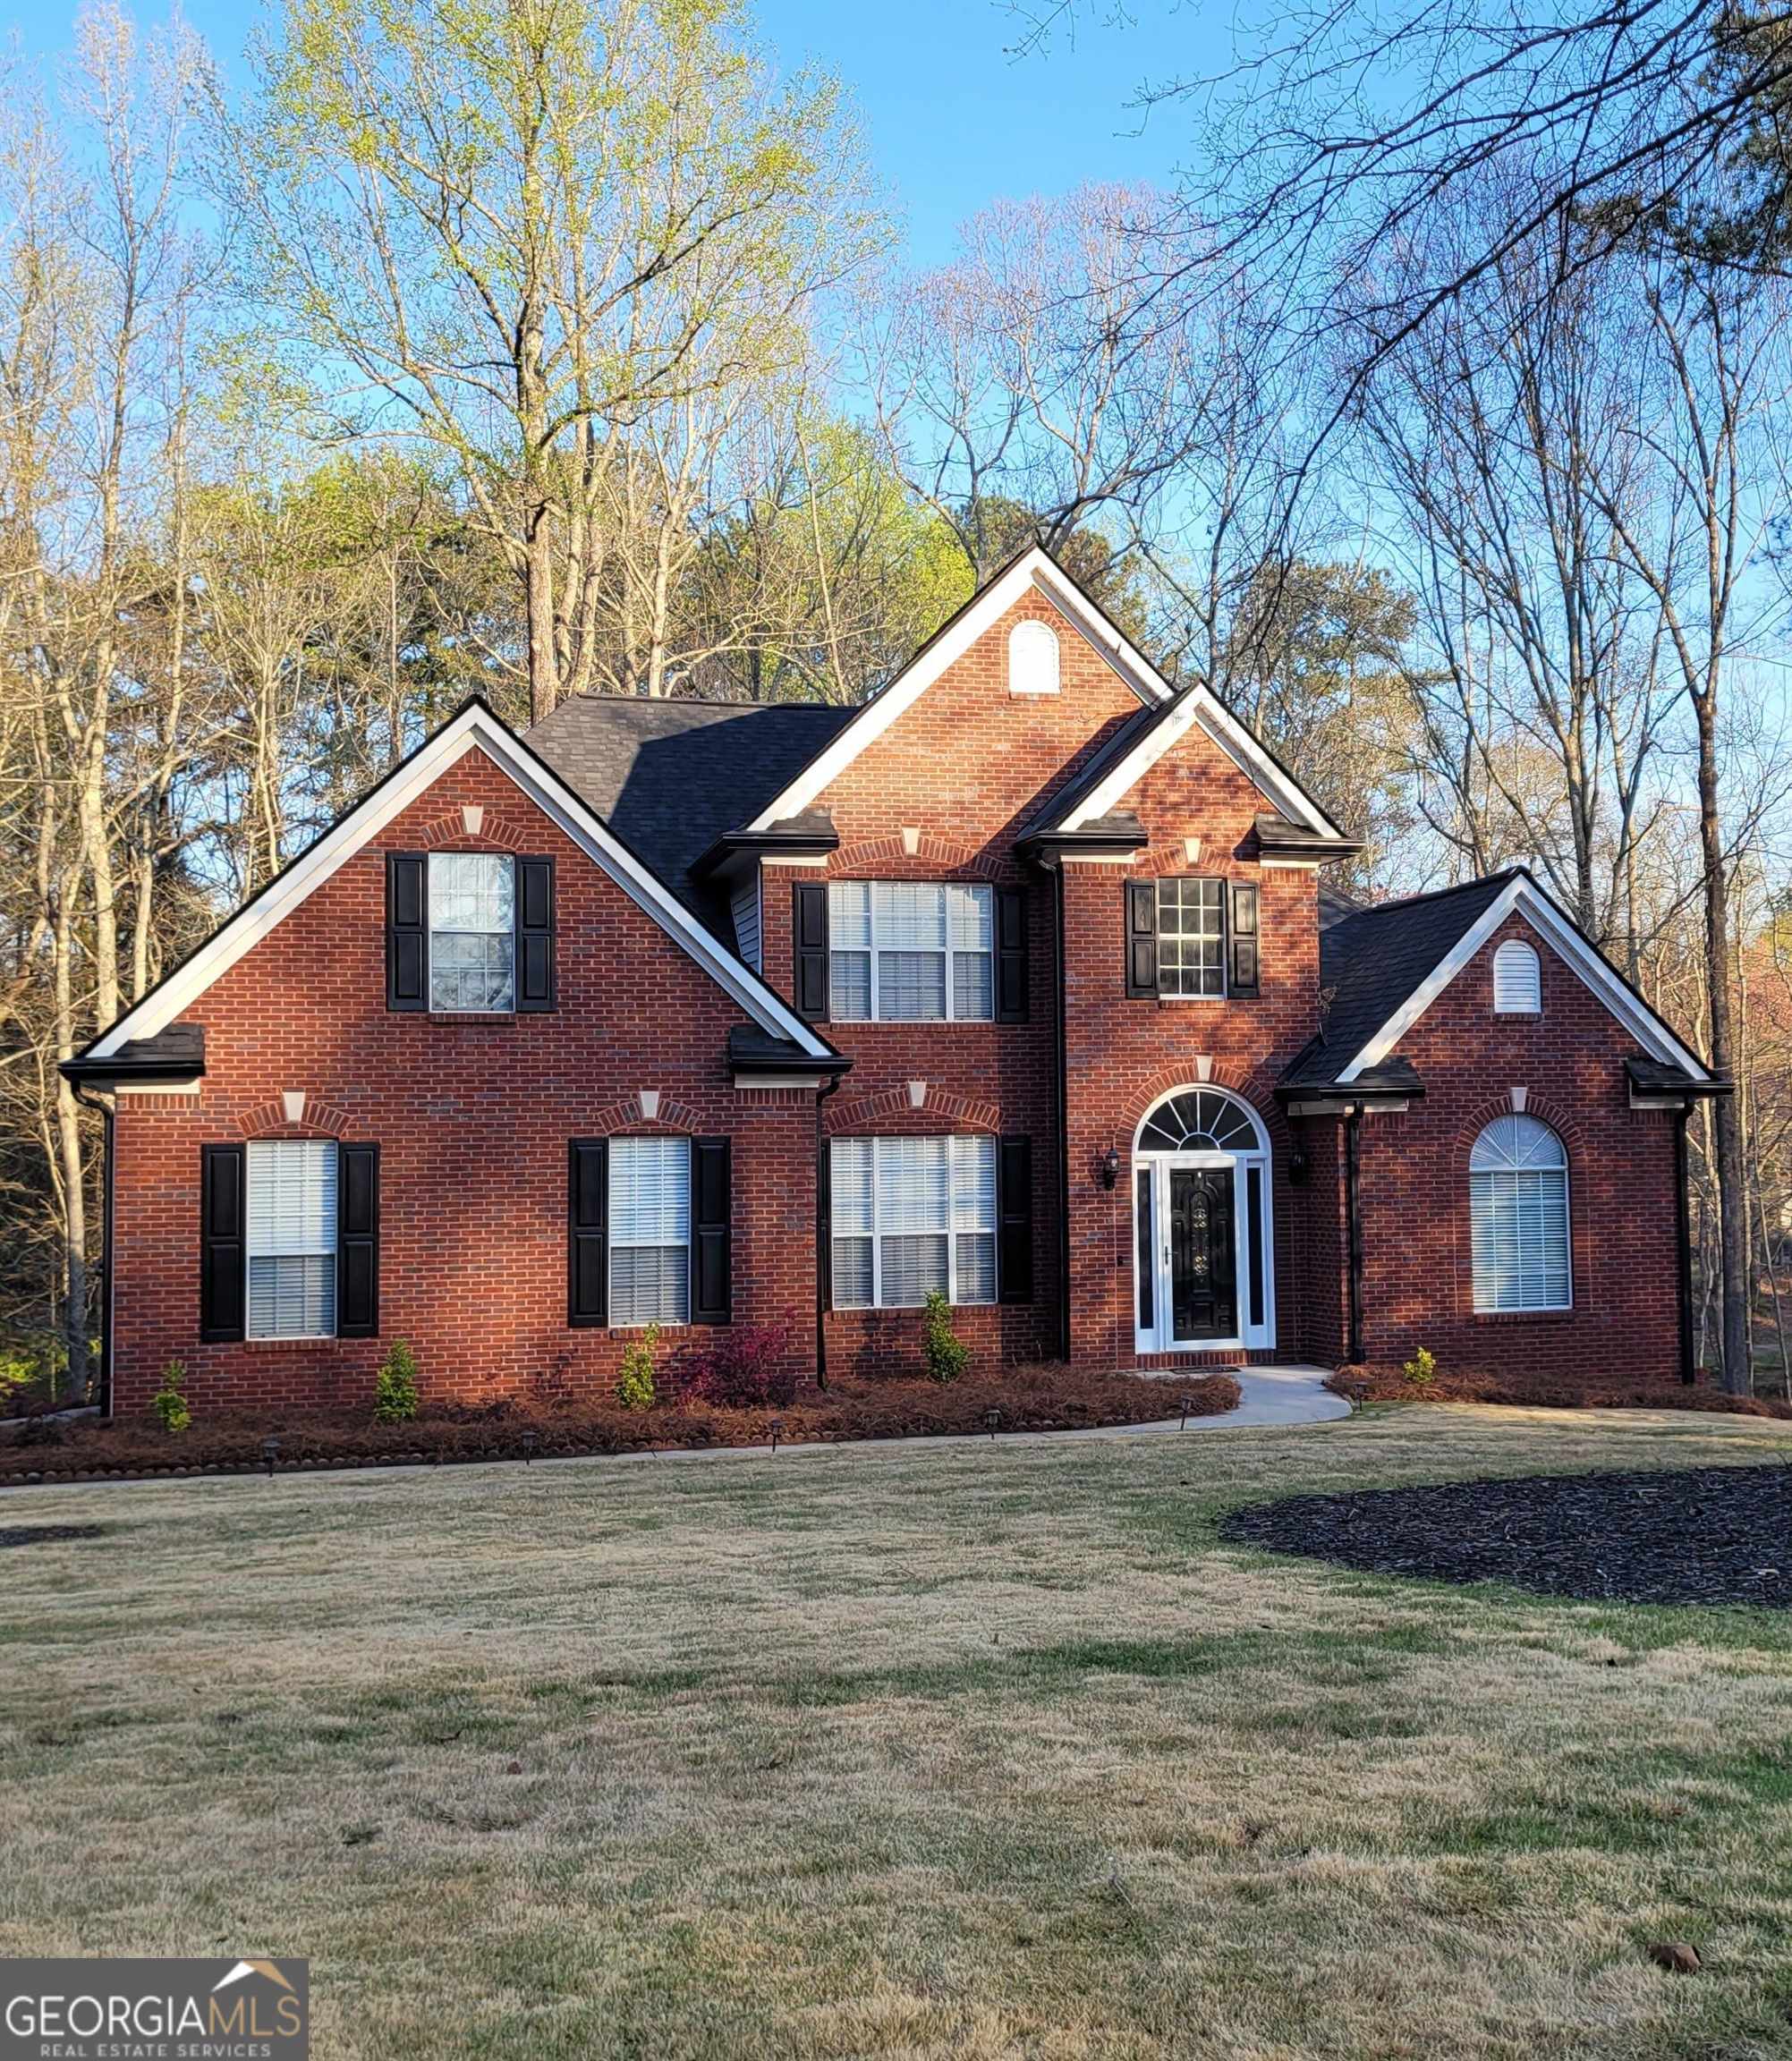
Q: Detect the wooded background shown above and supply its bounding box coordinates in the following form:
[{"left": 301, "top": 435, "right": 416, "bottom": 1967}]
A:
[{"left": 5, "top": 0, "right": 1789, "bottom": 1404}]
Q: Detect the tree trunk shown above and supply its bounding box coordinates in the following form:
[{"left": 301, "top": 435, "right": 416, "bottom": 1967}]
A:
[{"left": 1695, "top": 687, "right": 1750, "bottom": 1393}]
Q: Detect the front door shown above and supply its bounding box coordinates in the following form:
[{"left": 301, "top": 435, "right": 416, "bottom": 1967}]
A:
[{"left": 1169, "top": 1166, "right": 1237, "bottom": 1342}]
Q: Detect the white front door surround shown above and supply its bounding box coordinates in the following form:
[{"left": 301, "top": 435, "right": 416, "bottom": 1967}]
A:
[{"left": 1132, "top": 1087, "right": 1276, "bottom": 1354}]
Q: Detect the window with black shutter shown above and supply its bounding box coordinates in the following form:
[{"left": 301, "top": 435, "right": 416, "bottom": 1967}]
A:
[
  {"left": 386, "top": 853, "right": 427, "bottom": 1010},
  {"left": 998, "top": 1135, "right": 1034, "bottom": 1305},
  {"left": 1124, "top": 881, "right": 1158, "bottom": 997},
  {"left": 336, "top": 1143, "right": 380, "bottom": 1337},
  {"left": 200, "top": 1143, "right": 246, "bottom": 1343},
  {"left": 1228, "top": 881, "right": 1260, "bottom": 998},
  {"left": 995, "top": 886, "right": 1029, "bottom": 1022},
  {"left": 516, "top": 857, "right": 556, "bottom": 1011},
  {"left": 567, "top": 1139, "right": 608, "bottom": 1327},
  {"left": 691, "top": 1138, "right": 732, "bottom": 1325},
  {"left": 793, "top": 881, "right": 829, "bottom": 1019}
]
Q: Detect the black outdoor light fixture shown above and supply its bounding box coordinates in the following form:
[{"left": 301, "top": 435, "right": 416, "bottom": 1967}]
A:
[
  {"left": 521, "top": 1428, "right": 539, "bottom": 1464},
  {"left": 261, "top": 1435, "right": 281, "bottom": 1479},
  {"left": 1100, "top": 1146, "right": 1120, "bottom": 1190},
  {"left": 1287, "top": 1149, "right": 1310, "bottom": 1188},
  {"left": 1178, "top": 1394, "right": 1196, "bottom": 1430},
  {"left": 984, "top": 1407, "right": 1002, "bottom": 1440},
  {"left": 769, "top": 1417, "right": 784, "bottom": 1454}
]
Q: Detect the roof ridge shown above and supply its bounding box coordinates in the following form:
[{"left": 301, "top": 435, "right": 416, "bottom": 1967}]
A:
[
  {"left": 1338, "top": 868, "right": 1524, "bottom": 923},
  {"left": 560, "top": 691, "right": 853, "bottom": 714}
]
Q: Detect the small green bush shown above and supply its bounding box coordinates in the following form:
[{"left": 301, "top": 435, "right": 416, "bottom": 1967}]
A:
[
  {"left": 1402, "top": 1346, "right": 1438, "bottom": 1388},
  {"left": 616, "top": 1324, "right": 659, "bottom": 1411},
  {"left": 374, "top": 1339, "right": 420, "bottom": 1423},
  {"left": 923, "top": 1291, "right": 969, "bottom": 1385},
  {"left": 153, "top": 1360, "right": 191, "bottom": 1434}
]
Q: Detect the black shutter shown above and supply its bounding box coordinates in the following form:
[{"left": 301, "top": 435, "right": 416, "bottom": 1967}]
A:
[
  {"left": 998, "top": 1135, "right": 1034, "bottom": 1305},
  {"left": 568, "top": 1139, "right": 608, "bottom": 1327},
  {"left": 793, "top": 881, "right": 829, "bottom": 1020},
  {"left": 1125, "top": 881, "right": 1158, "bottom": 997},
  {"left": 995, "top": 886, "right": 1029, "bottom": 1022},
  {"left": 386, "top": 852, "right": 427, "bottom": 1011},
  {"left": 337, "top": 1143, "right": 380, "bottom": 1337},
  {"left": 1228, "top": 881, "right": 1260, "bottom": 998},
  {"left": 516, "top": 856, "right": 556, "bottom": 1011},
  {"left": 692, "top": 1138, "right": 732, "bottom": 1326},
  {"left": 200, "top": 1143, "right": 246, "bottom": 1343}
]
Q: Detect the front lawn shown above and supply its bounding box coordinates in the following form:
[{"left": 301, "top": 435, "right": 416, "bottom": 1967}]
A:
[{"left": 4, "top": 1406, "right": 1792, "bottom": 2058}]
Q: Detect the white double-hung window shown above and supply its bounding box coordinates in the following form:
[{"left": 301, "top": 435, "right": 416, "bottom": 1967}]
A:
[
  {"left": 830, "top": 1135, "right": 998, "bottom": 1307},
  {"left": 609, "top": 1136, "right": 691, "bottom": 1326},
  {"left": 828, "top": 882, "right": 994, "bottom": 1022},
  {"left": 429, "top": 852, "right": 515, "bottom": 1012},
  {"left": 246, "top": 1138, "right": 338, "bottom": 1338}
]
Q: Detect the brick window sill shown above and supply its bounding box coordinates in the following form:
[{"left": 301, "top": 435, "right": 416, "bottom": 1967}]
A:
[
  {"left": 427, "top": 1011, "right": 516, "bottom": 1026},
  {"left": 1471, "top": 1310, "right": 1578, "bottom": 1324}
]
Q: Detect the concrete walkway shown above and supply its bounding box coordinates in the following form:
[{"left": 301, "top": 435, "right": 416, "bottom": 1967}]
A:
[{"left": 1206, "top": 1364, "right": 1352, "bottom": 1429}]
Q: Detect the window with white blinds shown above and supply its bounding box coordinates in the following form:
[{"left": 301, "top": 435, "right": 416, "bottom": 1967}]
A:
[
  {"left": 1469, "top": 1115, "right": 1571, "bottom": 1311},
  {"left": 429, "top": 852, "right": 515, "bottom": 1011},
  {"left": 830, "top": 1135, "right": 997, "bottom": 1307},
  {"left": 610, "top": 1136, "right": 690, "bottom": 1326},
  {"left": 1492, "top": 938, "right": 1541, "bottom": 1014},
  {"left": 828, "top": 882, "right": 995, "bottom": 1022},
  {"left": 246, "top": 1138, "right": 337, "bottom": 1338}
]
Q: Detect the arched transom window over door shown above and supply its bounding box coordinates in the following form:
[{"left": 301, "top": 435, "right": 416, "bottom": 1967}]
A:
[{"left": 1469, "top": 1115, "right": 1571, "bottom": 1312}]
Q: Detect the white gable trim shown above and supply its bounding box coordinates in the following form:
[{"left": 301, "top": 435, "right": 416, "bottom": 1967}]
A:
[
  {"left": 1336, "top": 877, "right": 1710, "bottom": 1083},
  {"left": 86, "top": 702, "right": 835, "bottom": 1064},
  {"left": 742, "top": 547, "right": 1171, "bottom": 832},
  {"left": 1055, "top": 691, "right": 1345, "bottom": 839}
]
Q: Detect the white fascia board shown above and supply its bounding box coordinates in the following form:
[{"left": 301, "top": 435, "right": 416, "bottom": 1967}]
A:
[
  {"left": 1337, "top": 879, "right": 1711, "bottom": 1083},
  {"left": 89, "top": 705, "right": 834, "bottom": 1064},
  {"left": 1058, "top": 693, "right": 1343, "bottom": 838},
  {"left": 742, "top": 548, "right": 1169, "bottom": 833}
]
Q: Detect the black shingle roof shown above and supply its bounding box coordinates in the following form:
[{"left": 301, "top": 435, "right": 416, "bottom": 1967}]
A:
[
  {"left": 63, "top": 1022, "right": 206, "bottom": 1084},
  {"left": 528, "top": 694, "right": 856, "bottom": 909},
  {"left": 1281, "top": 871, "right": 1519, "bottom": 1090}
]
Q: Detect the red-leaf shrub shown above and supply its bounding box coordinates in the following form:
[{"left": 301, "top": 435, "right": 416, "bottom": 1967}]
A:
[{"left": 684, "top": 1323, "right": 797, "bottom": 1408}]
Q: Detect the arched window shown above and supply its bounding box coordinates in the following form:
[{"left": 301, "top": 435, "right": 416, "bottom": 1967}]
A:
[
  {"left": 1008, "top": 619, "right": 1059, "bottom": 695},
  {"left": 1136, "top": 1088, "right": 1264, "bottom": 1156},
  {"left": 1469, "top": 1115, "right": 1570, "bottom": 1311},
  {"left": 1492, "top": 938, "right": 1541, "bottom": 1014}
]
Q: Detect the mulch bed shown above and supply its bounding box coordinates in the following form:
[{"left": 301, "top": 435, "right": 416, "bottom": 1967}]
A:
[
  {"left": 1329, "top": 1364, "right": 1792, "bottom": 1418},
  {"left": 0, "top": 1366, "right": 1237, "bottom": 1488},
  {"left": 1220, "top": 1464, "right": 1792, "bottom": 1607}
]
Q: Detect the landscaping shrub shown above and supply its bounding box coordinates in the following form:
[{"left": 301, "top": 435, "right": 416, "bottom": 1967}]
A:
[
  {"left": 1402, "top": 1347, "right": 1437, "bottom": 1389},
  {"left": 374, "top": 1340, "right": 420, "bottom": 1423},
  {"left": 616, "top": 1325, "right": 658, "bottom": 1411},
  {"left": 153, "top": 1361, "right": 191, "bottom": 1434},
  {"left": 923, "top": 1291, "right": 969, "bottom": 1384},
  {"left": 686, "top": 1323, "right": 796, "bottom": 1407}
]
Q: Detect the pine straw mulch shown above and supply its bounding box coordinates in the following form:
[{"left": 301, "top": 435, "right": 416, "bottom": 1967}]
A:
[
  {"left": 1328, "top": 1362, "right": 1792, "bottom": 1418},
  {"left": 0, "top": 1365, "right": 1237, "bottom": 1487}
]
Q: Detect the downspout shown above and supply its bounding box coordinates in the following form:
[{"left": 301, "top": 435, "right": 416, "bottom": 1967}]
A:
[
  {"left": 1675, "top": 1104, "right": 1695, "bottom": 1385},
  {"left": 1051, "top": 859, "right": 1071, "bottom": 1364},
  {"left": 71, "top": 1083, "right": 115, "bottom": 1419},
  {"left": 1344, "top": 1102, "right": 1364, "bottom": 1365},
  {"left": 814, "top": 1071, "right": 843, "bottom": 1390}
]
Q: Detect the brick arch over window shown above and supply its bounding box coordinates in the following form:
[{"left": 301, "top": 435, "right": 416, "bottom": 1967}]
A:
[
  {"left": 239, "top": 1098, "right": 352, "bottom": 1141},
  {"left": 827, "top": 836, "right": 1005, "bottom": 880},
  {"left": 413, "top": 807, "right": 530, "bottom": 852},
  {"left": 584, "top": 1093, "right": 704, "bottom": 1137},
  {"left": 1120, "top": 1063, "right": 1287, "bottom": 1150},
  {"left": 825, "top": 1084, "right": 1001, "bottom": 1136}
]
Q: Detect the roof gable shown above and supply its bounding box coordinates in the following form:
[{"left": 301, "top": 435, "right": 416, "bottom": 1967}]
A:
[
  {"left": 1292, "top": 870, "right": 1711, "bottom": 1088},
  {"left": 81, "top": 701, "right": 836, "bottom": 1065}
]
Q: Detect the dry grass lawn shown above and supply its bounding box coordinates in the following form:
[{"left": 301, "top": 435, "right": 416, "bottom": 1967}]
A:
[{"left": 4, "top": 1404, "right": 1792, "bottom": 2059}]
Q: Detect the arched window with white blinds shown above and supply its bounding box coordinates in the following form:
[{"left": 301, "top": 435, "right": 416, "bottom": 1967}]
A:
[
  {"left": 1469, "top": 1115, "right": 1571, "bottom": 1311},
  {"left": 1492, "top": 938, "right": 1541, "bottom": 1014}
]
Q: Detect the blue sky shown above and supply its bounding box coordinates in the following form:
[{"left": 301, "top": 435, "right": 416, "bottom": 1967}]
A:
[{"left": 14, "top": 0, "right": 1203, "bottom": 266}]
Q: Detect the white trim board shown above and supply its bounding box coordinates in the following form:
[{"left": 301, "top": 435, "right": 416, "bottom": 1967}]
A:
[
  {"left": 743, "top": 548, "right": 1172, "bottom": 832},
  {"left": 1336, "top": 876, "right": 1711, "bottom": 1084},
  {"left": 85, "top": 703, "right": 835, "bottom": 1064}
]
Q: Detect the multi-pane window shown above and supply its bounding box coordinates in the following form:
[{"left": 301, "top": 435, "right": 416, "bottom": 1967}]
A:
[
  {"left": 429, "top": 853, "right": 515, "bottom": 1012},
  {"left": 610, "top": 1136, "right": 691, "bottom": 1327},
  {"left": 831, "top": 1135, "right": 998, "bottom": 1307},
  {"left": 246, "top": 1138, "right": 337, "bottom": 1339},
  {"left": 1157, "top": 877, "right": 1226, "bottom": 997},
  {"left": 1469, "top": 1115, "right": 1571, "bottom": 1312},
  {"left": 828, "top": 882, "right": 995, "bottom": 1022}
]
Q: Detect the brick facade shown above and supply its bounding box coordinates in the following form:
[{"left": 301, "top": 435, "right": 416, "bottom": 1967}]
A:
[{"left": 92, "top": 569, "right": 1703, "bottom": 1414}]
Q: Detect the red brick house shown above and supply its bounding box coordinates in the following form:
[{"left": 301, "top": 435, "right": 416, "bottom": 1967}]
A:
[{"left": 66, "top": 547, "right": 1722, "bottom": 1415}]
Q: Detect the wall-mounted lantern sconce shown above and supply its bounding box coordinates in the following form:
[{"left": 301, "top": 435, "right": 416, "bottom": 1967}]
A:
[
  {"left": 1287, "top": 1150, "right": 1310, "bottom": 1188},
  {"left": 1100, "top": 1146, "right": 1120, "bottom": 1190}
]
